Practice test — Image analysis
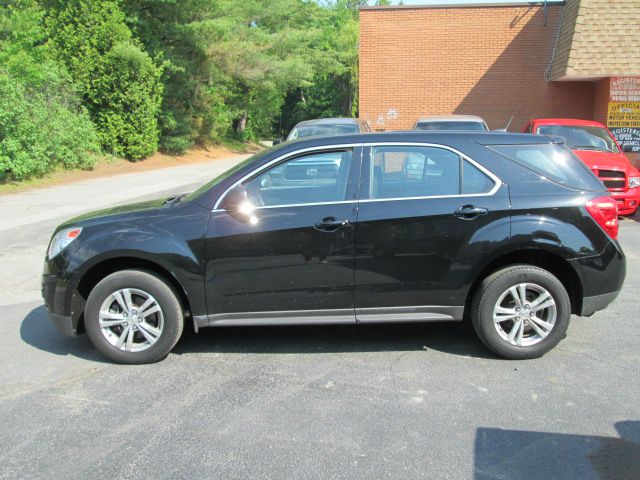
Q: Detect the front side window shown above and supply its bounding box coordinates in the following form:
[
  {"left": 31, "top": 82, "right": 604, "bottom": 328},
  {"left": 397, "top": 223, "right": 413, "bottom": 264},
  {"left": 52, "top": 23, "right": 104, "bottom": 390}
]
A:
[
  {"left": 243, "top": 150, "right": 353, "bottom": 207},
  {"left": 536, "top": 125, "right": 619, "bottom": 153},
  {"left": 369, "top": 145, "right": 495, "bottom": 199}
]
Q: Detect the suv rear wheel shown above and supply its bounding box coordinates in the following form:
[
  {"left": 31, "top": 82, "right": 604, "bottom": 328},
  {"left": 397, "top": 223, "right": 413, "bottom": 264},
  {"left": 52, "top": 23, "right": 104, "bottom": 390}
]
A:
[
  {"left": 84, "top": 269, "right": 184, "bottom": 364},
  {"left": 471, "top": 265, "right": 570, "bottom": 359}
]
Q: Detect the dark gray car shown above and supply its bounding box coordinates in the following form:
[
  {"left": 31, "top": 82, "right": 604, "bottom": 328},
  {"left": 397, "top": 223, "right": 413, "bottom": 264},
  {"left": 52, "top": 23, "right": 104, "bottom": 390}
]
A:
[{"left": 277, "top": 118, "right": 371, "bottom": 144}]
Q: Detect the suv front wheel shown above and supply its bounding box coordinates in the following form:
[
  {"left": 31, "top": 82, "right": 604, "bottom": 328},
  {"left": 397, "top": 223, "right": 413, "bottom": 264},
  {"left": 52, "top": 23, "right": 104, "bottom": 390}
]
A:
[
  {"left": 84, "top": 269, "right": 184, "bottom": 364},
  {"left": 471, "top": 265, "right": 571, "bottom": 359}
]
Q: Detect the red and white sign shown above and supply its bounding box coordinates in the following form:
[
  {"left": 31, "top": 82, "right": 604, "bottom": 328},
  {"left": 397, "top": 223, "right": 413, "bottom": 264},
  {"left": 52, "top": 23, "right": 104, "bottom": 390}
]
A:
[{"left": 610, "top": 77, "right": 640, "bottom": 102}]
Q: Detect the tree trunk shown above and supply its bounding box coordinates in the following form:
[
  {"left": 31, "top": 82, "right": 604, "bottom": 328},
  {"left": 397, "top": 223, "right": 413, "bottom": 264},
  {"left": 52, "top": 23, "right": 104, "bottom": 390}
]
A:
[{"left": 234, "top": 110, "right": 247, "bottom": 133}]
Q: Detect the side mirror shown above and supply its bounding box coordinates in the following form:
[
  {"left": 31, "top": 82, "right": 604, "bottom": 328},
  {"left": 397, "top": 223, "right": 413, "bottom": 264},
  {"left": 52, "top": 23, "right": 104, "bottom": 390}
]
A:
[
  {"left": 273, "top": 138, "right": 282, "bottom": 146},
  {"left": 221, "top": 187, "right": 258, "bottom": 224},
  {"left": 622, "top": 144, "right": 634, "bottom": 153}
]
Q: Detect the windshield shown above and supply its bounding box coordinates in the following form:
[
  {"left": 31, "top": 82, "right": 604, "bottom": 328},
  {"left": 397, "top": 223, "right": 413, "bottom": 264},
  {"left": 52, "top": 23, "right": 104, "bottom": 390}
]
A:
[
  {"left": 536, "top": 125, "right": 619, "bottom": 153},
  {"left": 287, "top": 124, "right": 359, "bottom": 140},
  {"left": 415, "top": 121, "right": 487, "bottom": 131},
  {"left": 184, "top": 149, "right": 272, "bottom": 202}
]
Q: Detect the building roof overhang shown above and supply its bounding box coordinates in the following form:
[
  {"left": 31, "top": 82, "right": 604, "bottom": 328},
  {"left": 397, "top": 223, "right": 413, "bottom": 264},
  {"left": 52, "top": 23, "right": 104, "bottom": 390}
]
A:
[{"left": 548, "top": 0, "right": 640, "bottom": 81}]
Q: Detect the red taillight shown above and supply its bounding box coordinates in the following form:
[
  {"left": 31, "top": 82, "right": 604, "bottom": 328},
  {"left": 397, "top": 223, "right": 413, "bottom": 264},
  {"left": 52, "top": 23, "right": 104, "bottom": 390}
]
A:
[{"left": 585, "top": 196, "right": 618, "bottom": 240}]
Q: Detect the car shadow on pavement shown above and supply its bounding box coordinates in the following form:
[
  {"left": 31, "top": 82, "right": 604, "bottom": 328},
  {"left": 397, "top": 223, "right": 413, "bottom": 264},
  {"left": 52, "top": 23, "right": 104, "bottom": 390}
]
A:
[
  {"left": 474, "top": 420, "right": 640, "bottom": 480},
  {"left": 22, "top": 304, "right": 495, "bottom": 360},
  {"left": 174, "top": 321, "right": 497, "bottom": 359},
  {"left": 622, "top": 212, "right": 640, "bottom": 224},
  {"left": 20, "top": 305, "right": 108, "bottom": 363}
]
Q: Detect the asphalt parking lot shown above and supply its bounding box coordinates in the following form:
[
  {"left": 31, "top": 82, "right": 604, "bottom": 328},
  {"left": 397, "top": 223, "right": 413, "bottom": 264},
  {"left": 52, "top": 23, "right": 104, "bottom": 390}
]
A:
[{"left": 1, "top": 162, "right": 639, "bottom": 479}]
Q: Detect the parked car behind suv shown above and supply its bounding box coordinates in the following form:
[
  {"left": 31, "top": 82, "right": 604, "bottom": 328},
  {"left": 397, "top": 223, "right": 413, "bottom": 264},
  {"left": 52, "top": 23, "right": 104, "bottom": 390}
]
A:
[
  {"left": 525, "top": 118, "right": 640, "bottom": 215},
  {"left": 272, "top": 119, "right": 371, "bottom": 182},
  {"left": 276, "top": 118, "right": 371, "bottom": 144},
  {"left": 43, "top": 132, "right": 625, "bottom": 364},
  {"left": 414, "top": 115, "right": 489, "bottom": 131}
]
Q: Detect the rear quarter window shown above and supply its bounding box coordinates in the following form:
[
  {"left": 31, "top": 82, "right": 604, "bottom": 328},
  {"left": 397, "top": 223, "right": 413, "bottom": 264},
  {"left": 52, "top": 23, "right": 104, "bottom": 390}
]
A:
[{"left": 488, "top": 144, "right": 604, "bottom": 191}]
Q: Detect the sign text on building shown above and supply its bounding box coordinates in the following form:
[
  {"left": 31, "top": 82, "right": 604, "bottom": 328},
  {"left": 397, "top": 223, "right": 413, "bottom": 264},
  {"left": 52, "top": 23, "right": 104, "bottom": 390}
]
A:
[
  {"left": 610, "top": 128, "right": 640, "bottom": 153},
  {"left": 607, "top": 102, "right": 640, "bottom": 128},
  {"left": 610, "top": 77, "right": 640, "bottom": 102}
]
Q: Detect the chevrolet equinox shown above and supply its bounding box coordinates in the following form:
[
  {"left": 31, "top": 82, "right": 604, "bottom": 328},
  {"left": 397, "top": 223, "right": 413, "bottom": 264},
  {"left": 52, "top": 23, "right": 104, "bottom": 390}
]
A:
[{"left": 42, "top": 132, "right": 626, "bottom": 364}]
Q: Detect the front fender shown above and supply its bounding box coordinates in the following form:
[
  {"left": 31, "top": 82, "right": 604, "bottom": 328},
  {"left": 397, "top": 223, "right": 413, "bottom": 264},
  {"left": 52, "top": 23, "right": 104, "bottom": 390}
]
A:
[{"left": 59, "top": 205, "right": 210, "bottom": 318}]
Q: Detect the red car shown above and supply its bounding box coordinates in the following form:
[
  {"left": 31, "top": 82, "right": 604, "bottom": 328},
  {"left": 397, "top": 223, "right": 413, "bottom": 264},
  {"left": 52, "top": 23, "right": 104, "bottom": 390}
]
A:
[{"left": 524, "top": 119, "right": 640, "bottom": 215}]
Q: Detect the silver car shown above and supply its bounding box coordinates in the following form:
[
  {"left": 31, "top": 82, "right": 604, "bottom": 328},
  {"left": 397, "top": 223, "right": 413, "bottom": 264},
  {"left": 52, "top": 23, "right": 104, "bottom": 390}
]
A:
[{"left": 413, "top": 115, "right": 489, "bottom": 132}]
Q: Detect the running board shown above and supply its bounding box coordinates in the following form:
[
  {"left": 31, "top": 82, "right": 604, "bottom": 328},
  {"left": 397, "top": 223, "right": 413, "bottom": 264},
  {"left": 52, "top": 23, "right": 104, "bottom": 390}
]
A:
[{"left": 192, "top": 306, "right": 464, "bottom": 330}]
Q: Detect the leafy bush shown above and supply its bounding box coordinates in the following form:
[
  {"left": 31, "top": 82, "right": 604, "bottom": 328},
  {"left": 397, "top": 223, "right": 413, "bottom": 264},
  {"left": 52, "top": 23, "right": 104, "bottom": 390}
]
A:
[
  {"left": 0, "top": 0, "right": 100, "bottom": 182},
  {"left": 160, "top": 135, "right": 194, "bottom": 156},
  {"left": 0, "top": 76, "right": 100, "bottom": 182}
]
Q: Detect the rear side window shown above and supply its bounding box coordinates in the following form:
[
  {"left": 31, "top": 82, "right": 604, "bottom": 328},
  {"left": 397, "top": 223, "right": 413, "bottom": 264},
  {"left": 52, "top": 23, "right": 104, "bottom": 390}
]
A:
[
  {"left": 489, "top": 144, "right": 604, "bottom": 191},
  {"left": 463, "top": 161, "right": 495, "bottom": 194},
  {"left": 369, "top": 145, "right": 496, "bottom": 199}
]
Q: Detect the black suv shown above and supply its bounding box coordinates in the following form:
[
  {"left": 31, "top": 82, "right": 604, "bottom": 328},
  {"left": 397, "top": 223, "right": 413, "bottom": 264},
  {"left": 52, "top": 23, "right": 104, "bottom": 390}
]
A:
[{"left": 42, "top": 132, "right": 625, "bottom": 364}]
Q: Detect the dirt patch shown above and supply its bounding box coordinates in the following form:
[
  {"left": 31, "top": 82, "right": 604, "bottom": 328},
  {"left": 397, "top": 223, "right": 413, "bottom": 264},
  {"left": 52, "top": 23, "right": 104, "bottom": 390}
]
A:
[{"left": 0, "top": 144, "right": 261, "bottom": 196}]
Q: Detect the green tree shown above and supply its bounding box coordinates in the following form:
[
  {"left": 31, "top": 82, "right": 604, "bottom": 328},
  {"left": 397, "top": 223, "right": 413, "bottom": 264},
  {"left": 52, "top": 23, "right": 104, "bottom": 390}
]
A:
[
  {"left": 278, "top": 0, "right": 360, "bottom": 135},
  {"left": 124, "top": 0, "right": 229, "bottom": 153},
  {"left": 44, "top": 0, "right": 163, "bottom": 159},
  {"left": 125, "top": 0, "right": 363, "bottom": 145}
]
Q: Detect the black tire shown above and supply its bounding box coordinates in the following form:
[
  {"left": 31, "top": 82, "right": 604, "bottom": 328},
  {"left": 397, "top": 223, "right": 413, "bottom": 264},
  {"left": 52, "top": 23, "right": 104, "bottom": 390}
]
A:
[
  {"left": 471, "top": 265, "right": 571, "bottom": 359},
  {"left": 84, "top": 269, "right": 184, "bottom": 364}
]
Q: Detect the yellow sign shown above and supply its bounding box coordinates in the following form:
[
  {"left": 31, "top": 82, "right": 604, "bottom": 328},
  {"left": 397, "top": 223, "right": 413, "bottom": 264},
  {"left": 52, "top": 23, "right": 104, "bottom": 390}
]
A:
[{"left": 607, "top": 102, "right": 640, "bottom": 128}]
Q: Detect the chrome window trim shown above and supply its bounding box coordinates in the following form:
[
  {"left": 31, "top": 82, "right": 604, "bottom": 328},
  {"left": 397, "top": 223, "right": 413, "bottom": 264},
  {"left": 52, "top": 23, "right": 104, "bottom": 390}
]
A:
[
  {"left": 358, "top": 191, "right": 499, "bottom": 204},
  {"left": 213, "top": 141, "right": 503, "bottom": 211},
  {"left": 211, "top": 200, "right": 357, "bottom": 213},
  {"left": 244, "top": 200, "right": 357, "bottom": 210}
]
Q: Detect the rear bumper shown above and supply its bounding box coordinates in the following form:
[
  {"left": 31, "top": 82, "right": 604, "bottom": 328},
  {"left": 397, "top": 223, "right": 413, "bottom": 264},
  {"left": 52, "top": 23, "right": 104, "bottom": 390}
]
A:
[
  {"left": 579, "top": 290, "right": 621, "bottom": 317},
  {"left": 568, "top": 241, "right": 626, "bottom": 316},
  {"left": 610, "top": 188, "right": 640, "bottom": 214}
]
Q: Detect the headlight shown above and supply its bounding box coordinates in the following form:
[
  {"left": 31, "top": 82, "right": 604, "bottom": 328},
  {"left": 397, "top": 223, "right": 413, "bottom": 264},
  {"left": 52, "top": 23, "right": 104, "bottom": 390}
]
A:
[
  {"left": 629, "top": 177, "right": 640, "bottom": 189},
  {"left": 47, "top": 227, "right": 82, "bottom": 259}
]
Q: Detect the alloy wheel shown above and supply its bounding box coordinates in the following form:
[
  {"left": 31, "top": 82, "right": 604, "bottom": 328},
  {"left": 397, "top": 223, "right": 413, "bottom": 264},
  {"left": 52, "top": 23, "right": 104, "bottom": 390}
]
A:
[
  {"left": 493, "top": 282, "right": 557, "bottom": 347},
  {"left": 98, "top": 288, "right": 164, "bottom": 352}
]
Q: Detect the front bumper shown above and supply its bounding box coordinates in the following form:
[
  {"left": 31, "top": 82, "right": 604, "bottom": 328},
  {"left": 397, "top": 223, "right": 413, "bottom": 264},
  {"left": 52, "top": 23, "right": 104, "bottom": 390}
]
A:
[
  {"left": 47, "top": 311, "right": 77, "bottom": 336},
  {"left": 42, "top": 271, "right": 83, "bottom": 336},
  {"left": 610, "top": 187, "right": 640, "bottom": 215}
]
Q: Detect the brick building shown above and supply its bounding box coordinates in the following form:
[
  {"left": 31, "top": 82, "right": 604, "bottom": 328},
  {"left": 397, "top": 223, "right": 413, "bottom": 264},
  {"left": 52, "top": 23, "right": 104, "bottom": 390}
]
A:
[{"left": 358, "top": 0, "right": 640, "bottom": 162}]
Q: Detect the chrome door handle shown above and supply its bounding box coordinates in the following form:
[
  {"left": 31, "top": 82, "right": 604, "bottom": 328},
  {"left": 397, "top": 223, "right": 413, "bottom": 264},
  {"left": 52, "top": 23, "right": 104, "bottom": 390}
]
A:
[
  {"left": 314, "top": 217, "right": 351, "bottom": 231},
  {"left": 453, "top": 205, "right": 489, "bottom": 220}
]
